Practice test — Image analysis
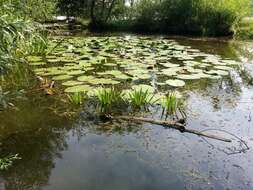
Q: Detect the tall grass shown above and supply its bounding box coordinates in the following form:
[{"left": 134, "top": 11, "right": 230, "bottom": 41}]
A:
[
  {"left": 67, "top": 92, "right": 85, "bottom": 105},
  {"left": 161, "top": 92, "right": 184, "bottom": 118},
  {"left": 0, "top": 2, "right": 50, "bottom": 74},
  {"left": 129, "top": 89, "right": 157, "bottom": 109},
  {"left": 96, "top": 88, "right": 124, "bottom": 113}
]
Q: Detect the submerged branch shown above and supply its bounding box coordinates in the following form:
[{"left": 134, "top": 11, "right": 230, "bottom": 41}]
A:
[{"left": 109, "top": 115, "right": 232, "bottom": 143}]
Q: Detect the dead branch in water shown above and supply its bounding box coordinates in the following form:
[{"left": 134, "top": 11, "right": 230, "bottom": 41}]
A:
[{"left": 108, "top": 115, "right": 232, "bottom": 143}]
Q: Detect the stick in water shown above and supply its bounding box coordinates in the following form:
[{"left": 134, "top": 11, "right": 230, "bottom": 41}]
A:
[{"left": 109, "top": 115, "right": 232, "bottom": 143}]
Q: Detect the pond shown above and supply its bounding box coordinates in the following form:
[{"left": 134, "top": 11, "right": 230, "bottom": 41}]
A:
[{"left": 1, "top": 34, "right": 253, "bottom": 190}]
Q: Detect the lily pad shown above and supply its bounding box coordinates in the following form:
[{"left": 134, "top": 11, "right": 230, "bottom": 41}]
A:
[
  {"left": 62, "top": 81, "right": 84, "bottom": 86},
  {"left": 77, "top": 75, "right": 96, "bottom": 82},
  {"left": 176, "top": 74, "right": 201, "bottom": 80},
  {"left": 132, "top": 84, "right": 154, "bottom": 93},
  {"left": 68, "top": 70, "right": 86, "bottom": 76},
  {"left": 29, "top": 62, "right": 46, "bottom": 66},
  {"left": 166, "top": 79, "right": 185, "bottom": 87},
  {"left": 64, "top": 85, "right": 92, "bottom": 93},
  {"left": 205, "top": 70, "right": 229, "bottom": 76},
  {"left": 52, "top": 75, "right": 73, "bottom": 81}
]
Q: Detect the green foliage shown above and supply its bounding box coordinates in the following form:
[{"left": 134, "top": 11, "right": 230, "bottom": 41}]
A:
[
  {"left": 132, "top": 0, "right": 161, "bottom": 33},
  {"left": 121, "top": 0, "right": 252, "bottom": 36},
  {"left": 128, "top": 89, "right": 157, "bottom": 109},
  {"left": 0, "top": 154, "right": 21, "bottom": 171},
  {"left": 67, "top": 92, "right": 85, "bottom": 105},
  {"left": 3, "top": 0, "right": 56, "bottom": 22},
  {"left": 161, "top": 92, "right": 183, "bottom": 116},
  {"left": 0, "top": 2, "right": 49, "bottom": 73},
  {"left": 96, "top": 88, "right": 124, "bottom": 113},
  {"left": 235, "top": 18, "right": 253, "bottom": 39},
  {"left": 57, "top": 0, "right": 88, "bottom": 17}
]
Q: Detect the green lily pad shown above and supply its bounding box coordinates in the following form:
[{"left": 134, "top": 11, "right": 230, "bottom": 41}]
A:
[
  {"left": 166, "top": 79, "right": 185, "bottom": 87},
  {"left": 68, "top": 70, "right": 86, "bottom": 76},
  {"left": 64, "top": 85, "right": 92, "bottom": 93},
  {"left": 62, "top": 80, "right": 84, "bottom": 86},
  {"left": 132, "top": 84, "right": 154, "bottom": 93},
  {"left": 52, "top": 75, "right": 73, "bottom": 81},
  {"left": 214, "top": 66, "right": 232, "bottom": 71},
  {"left": 176, "top": 74, "right": 201, "bottom": 80},
  {"left": 29, "top": 62, "right": 46, "bottom": 66},
  {"left": 88, "top": 78, "right": 120, "bottom": 85},
  {"left": 27, "top": 56, "right": 42, "bottom": 62},
  {"left": 159, "top": 62, "right": 180, "bottom": 68},
  {"left": 205, "top": 70, "right": 229, "bottom": 76},
  {"left": 77, "top": 75, "right": 96, "bottom": 82}
]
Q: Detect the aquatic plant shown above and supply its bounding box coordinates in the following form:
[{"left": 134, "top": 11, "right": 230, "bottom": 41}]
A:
[
  {"left": 96, "top": 87, "right": 124, "bottom": 113},
  {"left": 161, "top": 92, "right": 184, "bottom": 117},
  {"left": 0, "top": 154, "right": 21, "bottom": 171},
  {"left": 67, "top": 92, "right": 85, "bottom": 105},
  {"left": 128, "top": 89, "right": 157, "bottom": 109}
]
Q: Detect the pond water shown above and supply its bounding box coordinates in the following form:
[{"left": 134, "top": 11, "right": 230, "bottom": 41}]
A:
[{"left": 1, "top": 34, "right": 253, "bottom": 190}]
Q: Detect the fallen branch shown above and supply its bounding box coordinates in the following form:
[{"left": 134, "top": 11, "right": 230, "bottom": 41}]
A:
[{"left": 109, "top": 115, "right": 232, "bottom": 143}]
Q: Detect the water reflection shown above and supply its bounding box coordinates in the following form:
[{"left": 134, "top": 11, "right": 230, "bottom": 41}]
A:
[{"left": 1, "top": 37, "right": 253, "bottom": 190}]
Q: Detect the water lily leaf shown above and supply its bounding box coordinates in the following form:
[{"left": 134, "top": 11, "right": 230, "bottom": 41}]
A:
[
  {"left": 77, "top": 75, "right": 96, "bottom": 82},
  {"left": 132, "top": 84, "right": 154, "bottom": 93},
  {"left": 205, "top": 70, "right": 229, "bottom": 76},
  {"left": 40, "top": 70, "right": 66, "bottom": 76},
  {"left": 176, "top": 74, "right": 201, "bottom": 80},
  {"left": 27, "top": 56, "right": 42, "bottom": 62},
  {"left": 52, "top": 75, "right": 73, "bottom": 81},
  {"left": 138, "top": 74, "right": 151, "bottom": 80},
  {"left": 183, "top": 61, "right": 201, "bottom": 66},
  {"left": 29, "top": 62, "right": 46, "bottom": 66},
  {"left": 159, "top": 62, "right": 180, "bottom": 68},
  {"left": 62, "top": 81, "right": 84, "bottom": 86},
  {"left": 161, "top": 67, "right": 182, "bottom": 76},
  {"left": 221, "top": 60, "right": 239, "bottom": 65},
  {"left": 88, "top": 78, "right": 120, "bottom": 85},
  {"left": 214, "top": 66, "right": 232, "bottom": 71},
  {"left": 68, "top": 70, "right": 86, "bottom": 76},
  {"left": 64, "top": 85, "right": 92, "bottom": 93},
  {"left": 166, "top": 79, "right": 185, "bottom": 87}
]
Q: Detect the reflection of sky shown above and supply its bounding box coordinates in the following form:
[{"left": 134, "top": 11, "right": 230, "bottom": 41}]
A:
[{"left": 2, "top": 38, "right": 253, "bottom": 190}]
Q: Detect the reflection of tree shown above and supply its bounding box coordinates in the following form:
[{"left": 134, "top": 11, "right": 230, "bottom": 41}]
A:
[{"left": 0, "top": 98, "right": 75, "bottom": 190}]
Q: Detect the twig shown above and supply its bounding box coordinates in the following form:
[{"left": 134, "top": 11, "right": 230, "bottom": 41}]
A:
[{"left": 109, "top": 115, "right": 232, "bottom": 143}]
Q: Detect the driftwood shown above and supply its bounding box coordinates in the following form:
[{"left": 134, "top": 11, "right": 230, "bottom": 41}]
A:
[{"left": 109, "top": 115, "right": 232, "bottom": 143}]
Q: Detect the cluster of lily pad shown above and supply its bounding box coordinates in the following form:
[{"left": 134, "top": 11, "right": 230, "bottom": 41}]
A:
[{"left": 27, "top": 35, "right": 240, "bottom": 96}]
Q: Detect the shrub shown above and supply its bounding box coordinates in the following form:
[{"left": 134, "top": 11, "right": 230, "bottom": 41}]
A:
[{"left": 131, "top": 0, "right": 251, "bottom": 36}]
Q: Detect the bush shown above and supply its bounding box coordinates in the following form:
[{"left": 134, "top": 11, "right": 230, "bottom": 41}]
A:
[
  {"left": 132, "top": 0, "right": 161, "bottom": 33},
  {"left": 130, "top": 0, "right": 251, "bottom": 36}
]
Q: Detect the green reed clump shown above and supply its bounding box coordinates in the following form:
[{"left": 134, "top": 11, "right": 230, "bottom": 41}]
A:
[
  {"left": 128, "top": 89, "right": 157, "bottom": 109},
  {"left": 67, "top": 92, "right": 85, "bottom": 105},
  {"left": 96, "top": 88, "right": 124, "bottom": 113},
  {"left": 161, "top": 92, "right": 183, "bottom": 117},
  {"left": 0, "top": 154, "right": 21, "bottom": 171}
]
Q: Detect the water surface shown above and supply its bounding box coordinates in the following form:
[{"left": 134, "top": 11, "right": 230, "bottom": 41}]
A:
[{"left": 1, "top": 35, "right": 253, "bottom": 190}]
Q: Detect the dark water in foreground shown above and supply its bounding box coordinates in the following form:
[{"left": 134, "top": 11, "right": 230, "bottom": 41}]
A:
[{"left": 1, "top": 36, "right": 253, "bottom": 190}]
